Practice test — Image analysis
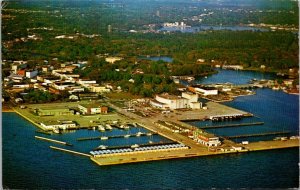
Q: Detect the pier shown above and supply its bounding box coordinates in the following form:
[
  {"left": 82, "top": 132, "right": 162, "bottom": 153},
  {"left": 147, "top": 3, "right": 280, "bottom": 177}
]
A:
[
  {"left": 225, "top": 131, "right": 290, "bottom": 139},
  {"left": 77, "top": 132, "right": 158, "bottom": 141},
  {"left": 201, "top": 122, "right": 264, "bottom": 129},
  {"left": 35, "top": 136, "right": 73, "bottom": 146}
]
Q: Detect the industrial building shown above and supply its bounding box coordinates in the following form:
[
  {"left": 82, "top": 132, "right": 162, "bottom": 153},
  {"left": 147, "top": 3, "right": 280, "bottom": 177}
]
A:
[
  {"left": 150, "top": 92, "right": 202, "bottom": 110},
  {"left": 35, "top": 108, "right": 74, "bottom": 116}
]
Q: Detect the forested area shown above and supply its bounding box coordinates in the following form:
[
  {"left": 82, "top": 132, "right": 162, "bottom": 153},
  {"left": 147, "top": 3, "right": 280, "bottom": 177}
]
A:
[{"left": 2, "top": 0, "right": 299, "bottom": 97}]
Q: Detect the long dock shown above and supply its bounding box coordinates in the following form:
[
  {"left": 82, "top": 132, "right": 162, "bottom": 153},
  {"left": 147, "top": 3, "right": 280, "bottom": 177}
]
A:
[
  {"left": 201, "top": 122, "right": 264, "bottom": 129},
  {"left": 226, "top": 131, "right": 290, "bottom": 139},
  {"left": 50, "top": 146, "right": 90, "bottom": 157},
  {"left": 77, "top": 133, "right": 158, "bottom": 141},
  {"left": 35, "top": 136, "right": 73, "bottom": 146}
]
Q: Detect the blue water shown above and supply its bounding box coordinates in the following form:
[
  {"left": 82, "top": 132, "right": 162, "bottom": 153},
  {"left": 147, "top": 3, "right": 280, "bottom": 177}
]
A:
[
  {"left": 196, "top": 69, "right": 276, "bottom": 85},
  {"left": 3, "top": 69, "right": 299, "bottom": 189},
  {"left": 186, "top": 69, "right": 299, "bottom": 143},
  {"left": 139, "top": 56, "right": 173, "bottom": 63},
  {"left": 159, "top": 25, "right": 269, "bottom": 33}
]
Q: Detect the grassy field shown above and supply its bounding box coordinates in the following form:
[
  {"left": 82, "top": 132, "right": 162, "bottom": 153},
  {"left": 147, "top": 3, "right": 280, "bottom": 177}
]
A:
[{"left": 14, "top": 101, "right": 132, "bottom": 130}]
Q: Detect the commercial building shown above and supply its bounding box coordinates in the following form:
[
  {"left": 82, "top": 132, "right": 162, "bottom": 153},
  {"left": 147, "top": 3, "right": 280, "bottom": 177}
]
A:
[{"left": 192, "top": 130, "right": 221, "bottom": 147}]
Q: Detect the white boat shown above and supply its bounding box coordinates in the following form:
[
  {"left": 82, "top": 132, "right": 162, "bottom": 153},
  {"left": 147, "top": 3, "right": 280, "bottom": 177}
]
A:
[
  {"left": 124, "top": 134, "right": 130, "bottom": 138},
  {"left": 119, "top": 125, "right": 125, "bottom": 129},
  {"left": 124, "top": 125, "right": 130, "bottom": 130},
  {"left": 98, "top": 125, "right": 105, "bottom": 132},
  {"left": 97, "top": 145, "right": 107, "bottom": 150},
  {"left": 131, "top": 144, "right": 139, "bottom": 148},
  {"left": 105, "top": 124, "right": 113, "bottom": 130},
  {"left": 100, "top": 136, "right": 108, "bottom": 140},
  {"left": 136, "top": 132, "right": 143, "bottom": 137},
  {"left": 146, "top": 133, "right": 152, "bottom": 136}
]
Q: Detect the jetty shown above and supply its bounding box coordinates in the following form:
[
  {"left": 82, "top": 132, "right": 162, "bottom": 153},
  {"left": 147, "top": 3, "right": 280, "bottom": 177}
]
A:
[
  {"left": 50, "top": 146, "right": 90, "bottom": 157},
  {"left": 225, "top": 131, "right": 290, "bottom": 139},
  {"left": 35, "top": 136, "right": 73, "bottom": 146},
  {"left": 201, "top": 122, "right": 264, "bottom": 129}
]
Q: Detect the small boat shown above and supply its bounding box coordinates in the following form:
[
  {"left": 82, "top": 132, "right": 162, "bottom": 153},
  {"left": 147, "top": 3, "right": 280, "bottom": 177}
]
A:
[
  {"left": 131, "top": 144, "right": 139, "bottom": 148},
  {"left": 97, "top": 145, "right": 107, "bottom": 150},
  {"left": 98, "top": 125, "right": 105, "bottom": 132},
  {"left": 119, "top": 125, "right": 125, "bottom": 129},
  {"left": 124, "top": 134, "right": 130, "bottom": 138},
  {"left": 53, "top": 128, "right": 60, "bottom": 134},
  {"left": 124, "top": 125, "right": 130, "bottom": 130},
  {"left": 149, "top": 140, "right": 153, "bottom": 144},
  {"left": 146, "top": 133, "right": 152, "bottom": 136},
  {"left": 136, "top": 132, "right": 143, "bottom": 137},
  {"left": 100, "top": 136, "right": 108, "bottom": 140}
]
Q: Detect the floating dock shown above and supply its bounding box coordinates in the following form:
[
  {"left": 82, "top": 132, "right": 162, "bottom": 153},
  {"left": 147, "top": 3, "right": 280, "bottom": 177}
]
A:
[
  {"left": 77, "top": 132, "right": 158, "bottom": 141},
  {"left": 201, "top": 122, "right": 264, "bottom": 129}
]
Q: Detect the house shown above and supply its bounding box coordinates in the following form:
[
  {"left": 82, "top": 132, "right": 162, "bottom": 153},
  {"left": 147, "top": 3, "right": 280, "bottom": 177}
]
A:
[
  {"left": 25, "top": 70, "right": 38, "bottom": 78},
  {"left": 88, "top": 85, "right": 111, "bottom": 93},
  {"left": 78, "top": 104, "right": 109, "bottom": 115}
]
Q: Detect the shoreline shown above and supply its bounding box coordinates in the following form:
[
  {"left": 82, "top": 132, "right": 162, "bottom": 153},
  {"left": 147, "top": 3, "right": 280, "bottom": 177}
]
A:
[{"left": 12, "top": 108, "right": 47, "bottom": 130}]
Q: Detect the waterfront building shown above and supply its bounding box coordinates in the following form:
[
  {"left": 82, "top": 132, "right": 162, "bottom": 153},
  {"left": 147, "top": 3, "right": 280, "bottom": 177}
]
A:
[
  {"left": 40, "top": 121, "right": 76, "bottom": 130},
  {"left": 188, "top": 86, "right": 218, "bottom": 96},
  {"left": 192, "top": 130, "right": 221, "bottom": 147},
  {"left": 222, "top": 65, "right": 244, "bottom": 70}
]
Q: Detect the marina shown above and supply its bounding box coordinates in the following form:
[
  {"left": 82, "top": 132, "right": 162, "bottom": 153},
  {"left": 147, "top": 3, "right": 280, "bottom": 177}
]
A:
[{"left": 3, "top": 68, "right": 299, "bottom": 188}]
